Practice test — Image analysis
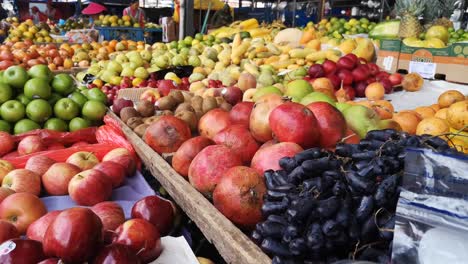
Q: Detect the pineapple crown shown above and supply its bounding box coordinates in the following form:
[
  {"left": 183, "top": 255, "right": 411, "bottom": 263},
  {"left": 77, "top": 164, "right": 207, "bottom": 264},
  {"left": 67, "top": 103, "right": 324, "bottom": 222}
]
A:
[
  {"left": 423, "top": 0, "right": 459, "bottom": 23},
  {"left": 395, "top": 0, "right": 426, "bottom": 17}
]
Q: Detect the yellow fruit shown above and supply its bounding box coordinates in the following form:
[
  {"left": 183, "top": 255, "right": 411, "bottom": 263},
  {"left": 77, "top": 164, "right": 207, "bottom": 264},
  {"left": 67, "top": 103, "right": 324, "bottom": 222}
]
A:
[
  {"left": 393, "top": 111, "right": 422, "bottom": 135},
  {"left": 446, "top": 100, "right": 468, "bottom": 131},
  {"left": 416, "top": 117, "right": 450, "bottom": 137},
  {"left": 414, "top": 106, "right": 435, "bottom": 119},
  {"left": 448, "top": 138, "right": 468, "bottom": 154},
  {"left": 434, "top": 108, "right": 448, "bottom": 119},
  {"left": 438, "top": 90, "right": 465, "bottom": 108},
  {"left": 402, "top": 73, "right": 424, "bottom": 92},
  {"left": 426, "top": 38, "right": 446, "bottom": 48},
  {"left": 426, "top": 25, "right": 449, "bottom": 44}
]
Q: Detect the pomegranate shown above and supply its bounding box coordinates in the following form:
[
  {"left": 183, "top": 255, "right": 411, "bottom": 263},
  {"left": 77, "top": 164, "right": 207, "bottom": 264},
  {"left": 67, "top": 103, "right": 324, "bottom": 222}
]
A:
[
  {"left": 144, "top": 116, "right": 191, "bottom": 154},
  {"left": 259, "top": 139, "right": 278, "bottom": 149},
  {"left": 198, "top": 109, "right": 231, "bottom": 140},
  {"left": 229, "top": 102, "right": 254, "bottom": 127},
  {"left": 306, "top": 102, "right": 347, "bottom": 148},
  {"left": 249, "top": 94, "right": 285, "bottom": 143},
  {"left": 269, "top": 102, "right": 320, "bottom": 148},
  {"left": 188, "top": 145, "right": 242, "bottom": 196},
  {"left": 172, "top": 136, "right": 214, "bottom": 178},
  {"left": 214, "top": 125, "right": 260, "bottom": 165},
  {"left": 213, "top": 166, "right": 266, "bottom": 229},
  {"left": 251, "top": 142, "right": 303, "bottom": 174}
]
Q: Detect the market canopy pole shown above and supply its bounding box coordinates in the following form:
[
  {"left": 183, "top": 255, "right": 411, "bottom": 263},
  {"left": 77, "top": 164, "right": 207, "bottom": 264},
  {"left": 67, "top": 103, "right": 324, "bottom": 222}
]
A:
[{"left": 179, "top": 0, "right": 195, "bottom": 39}]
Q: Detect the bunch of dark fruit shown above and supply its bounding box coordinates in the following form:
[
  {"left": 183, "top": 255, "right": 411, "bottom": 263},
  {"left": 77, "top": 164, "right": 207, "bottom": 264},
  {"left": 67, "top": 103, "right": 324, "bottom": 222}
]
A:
[{"left": 253, "top": 129, "right": 460, "bottom": 264}]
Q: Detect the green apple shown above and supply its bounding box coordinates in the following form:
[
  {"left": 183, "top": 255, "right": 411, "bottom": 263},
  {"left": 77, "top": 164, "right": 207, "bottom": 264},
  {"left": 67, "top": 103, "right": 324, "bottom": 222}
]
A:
[
  {"left": 26, "top": 99, "right": 52, "bottom": 122},
  {"left": 48, "top": 93, "right": 62, "bottom": 107},
  {"left": 4, "top": 66, "right": 29, "bottom": 90},
  {"left": 0, "top": 83, "right": 13, "bottom": 104},
  {"left": 300, "top": 92, "right": 336, "bottom": 106},
  {"left": 86, "top": 88, "right": 107, "bottom": 104},
  {"left": 82, "top": 100, "right": 107, "bottom": 121},
  {"left": 51, "top": 73, "right": 75, "bottom": 95},
  {"left": 0, "top": 100, "right": 25, "bottom": 122},
  {"left": 0, "top": 71, "right": 5, "bottom": 83},
  {"left": 134, "top": 67, "right": 149, "bottom": 79},
  {"left": 24, "top": 78, "right": 51, "bottom": 99},
  {"left": 13, "top": 119, "right": 41, "bottom": 134},
  {"left": 252, "top": 86, "right": 283, "bottom": 102},
  {"left": 81, "top": 89, "right": 90, "bottom": 98},
  {"left": 69, "top": 117, "right": 90, "bottom": 132},
  {"left": 54, "top": 98, "right": 80, "bottom": 121},
  {"left": 16, "top": 94, "right": 31, "bottom": 105},
  {"left": 27, "top": 64, "right": 53, "bottom": 82},
  {"left": 44, "top": 118, "right": 68, "bottom": 132},
  {"left": 68, "top": 92, "right": 88, "bottom": 109},
  {"left": 285, "top": 80, "right": 314, "bottom": 102},
  {"left": 0, "top": 120, "right": 10, "bottom": 133}
]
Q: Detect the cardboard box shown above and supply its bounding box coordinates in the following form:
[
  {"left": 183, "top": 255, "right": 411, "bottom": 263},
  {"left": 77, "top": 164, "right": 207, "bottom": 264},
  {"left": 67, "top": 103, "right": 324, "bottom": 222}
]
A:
[{"left": 377, "top": 39, "right": 468, "bottom": 83}]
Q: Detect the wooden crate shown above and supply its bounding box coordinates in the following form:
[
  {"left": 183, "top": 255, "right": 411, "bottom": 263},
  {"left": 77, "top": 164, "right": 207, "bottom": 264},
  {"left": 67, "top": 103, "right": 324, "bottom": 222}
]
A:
[{"left": 108, "top": 112, "right": 270, "bottom": 264}]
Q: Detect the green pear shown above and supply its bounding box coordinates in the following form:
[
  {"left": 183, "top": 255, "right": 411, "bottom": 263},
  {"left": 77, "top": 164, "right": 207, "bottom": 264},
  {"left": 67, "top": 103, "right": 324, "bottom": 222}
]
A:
[
  {"left": 258, "top": 72, "right": 275, "bottom": 87},
  {"left": 134, "top": 67, "right": 149, "bottom": 79},
  {"left": 115, "top": 54, "right": 129, "bottom": 64},
  {"left": 253, "top": 86, "right": 283, "bottom": 102},
  {"left": 336, "top": 102, "right": 352, "bottom": 113},
  {"left": 120, "top": 67, "right": 134, "bottom": 77},
  {"left": 300, "top": 92, "right": 335, "bottom": 106},
  {"left": 285, "top": 80, "right": 313, "bottom": 102},
  {"left": 342, "top": 105, "right": 381, "bottom": 138}
]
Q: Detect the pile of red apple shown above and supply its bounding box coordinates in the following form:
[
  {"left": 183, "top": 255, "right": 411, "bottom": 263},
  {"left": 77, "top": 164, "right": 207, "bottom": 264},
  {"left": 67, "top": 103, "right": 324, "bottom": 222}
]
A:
[
  {"left": 0, "top": 193, "right": 176, "bottom": 263},
  {"left": 305, "top": 53, "right": 403, "bottom": 99}
]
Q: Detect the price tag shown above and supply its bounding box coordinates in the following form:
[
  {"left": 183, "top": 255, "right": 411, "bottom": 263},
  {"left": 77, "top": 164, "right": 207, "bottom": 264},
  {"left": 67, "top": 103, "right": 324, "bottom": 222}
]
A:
[
  {"left": 382, "top": 56, "right": 394, "bottom": 71},
  {"left": 408, "top": 61, "right": 436, "bottom": 79},
  {"left": 0, "top": 241, "right": 16, "bottom": 256}
]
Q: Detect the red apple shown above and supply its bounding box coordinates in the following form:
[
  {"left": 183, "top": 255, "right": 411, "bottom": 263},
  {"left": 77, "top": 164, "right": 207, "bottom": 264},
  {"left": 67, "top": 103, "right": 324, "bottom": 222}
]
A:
[
  {"left": 351, "top": 66, "right": 370, "bottom": 82},
  {"left": 71, "top": 141, "right": 89, "bottom": 147},
  {"left": 68, "top": 169, "right": 113, "bottom": 206},
  {"left": 26, "top": 211, "right": 61, "bottom": 243},
  {"left": 221, "top": 86, "right": 242, "bottom": 105},
  {"left": 0, "top": 238, "right": 46, "bottom": 263},
  {"left": 43, "top": 207, "right": 103, "bottom": 263},
  {"left": 337, "top": 69, "right": 354, "bottom": 85},
  {"left": 131, "top": 195, "right": 177, "bottom": 236},
  {"left": 18, "top": 136, "right": 46, "bottom": 156},
  {"left": 388, "top": 73, "right": 403, "bottom": 86},
  {"left": 380, "top": 78, "right": 394, "bottom": 94},
  {"left": 0, "top": 192, "right": 47, "bottom": 234},
  {"left": 0, "top": 187, "right": 14, "bottom": 203},
  {"left": 38, "top": 258, "right": 60, "bottom": 264},
  {"left": 91, "top": 201, "right": 125, "bottom": 244},
  {"left": 322, "top": 60, "right": 337, "bottom": 75},
  {"left": 375, "top": 71, "right": 390, "bottom": 81},
  {"left": 367, "top": 63, "right": 380, "bottom": 76},
  {"left": 25, "top": 155, "right": 56, "bottom": 176},
  {"left": 113, "top": 219, "right": 162, "bottom": 263},
  {"left": 336, "top": 56, "right": 355, "bottom": 70},
  {"left": 1, "top": 169, "right": 41, "bottom": 196},
  {"left": 93, "top": 243, "right": 141, "bottom": 264},
  {"left": 102, "top": 148, "right": 136, "bottom": 176},
  {"left": 93, "top": 161, "right": 127, "bottom": 188},
  {"left": 112, "top": 98, "right": 134, "bottom": 116},
  {"left": 42, "top": 163, "right": 81, "bottom": 196},
  {"left": 157, "top": 80, "right": 176, "bottom": 96},
  {"left": 326, "top": 74, "right": 341, "bottom": 90},
  {"left": 66, "top": 151, "right": 99, "bottom": 170},
  {"left": 0, "top": 220, "right": 19, "bottom": 243},
  {"left": 344, "top": 53, "right": 359, "bottom": 66},
  {"left": 0, "top": 132, "right": 14, "bottom": 156},
  {"left": 0, "top": 160, "right": 14, "bottom": 183},
  {"left": 307, "top": 64, "right": 325, "bottom": 78},
  {"left": 47, "top": 143, "right": 65, "bottom": 150}
]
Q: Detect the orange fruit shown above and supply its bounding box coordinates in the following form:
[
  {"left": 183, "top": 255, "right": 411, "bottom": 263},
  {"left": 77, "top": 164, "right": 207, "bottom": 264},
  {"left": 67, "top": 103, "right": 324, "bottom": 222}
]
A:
[
  {"left": 371, "top": 100, "right": 394, "bottom": 120},
  {"left": 393, "top": 111, "right": 422, "bottom": 134},
  {"left": 416, "top": 117, "right": 450, "bottom": 136},
  {"left": 438, "top": 90, "right": 465, "bottom": 108},
  {"left": 430, "top": 104, "right": 440, "bottom": 112},
  {"left": 414, "top": 106, "right": 435, "bottom": 119},
  {"left": 365, "top": 82, "right": 385, "bottom": 100},
  {"left": 434, "top": 108, "right": 448, "bottom": 119},
  {"left": 446, "top": 100, "right": 468, "bottom": 131},
  {"left": 402, "top": 73, "right": 424, "bottom": 92}
]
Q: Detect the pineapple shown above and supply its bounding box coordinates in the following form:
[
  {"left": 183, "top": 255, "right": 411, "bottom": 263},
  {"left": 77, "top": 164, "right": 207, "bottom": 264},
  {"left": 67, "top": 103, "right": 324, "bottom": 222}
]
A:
[
  {"left": 433, "top": 0, "right": 457, "bottom": 28},
  {"left": 395, "top": 0, "right": 426, "bottom": 38}
]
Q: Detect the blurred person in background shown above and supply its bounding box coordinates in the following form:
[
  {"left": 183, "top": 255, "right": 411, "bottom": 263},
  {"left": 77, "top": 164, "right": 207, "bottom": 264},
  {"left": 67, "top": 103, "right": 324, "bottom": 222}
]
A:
[
  {"left": 45, "top": 0, "right": 62, "bottom": 20},
  {"left": 82, "top": 2, "right": 107, "bottom": 27},
  {"left": 123, "top": 0, "right": 145, "bottom": 25},
  {"left": 29, "top": 7, "right": 47, "bottom": 23}
]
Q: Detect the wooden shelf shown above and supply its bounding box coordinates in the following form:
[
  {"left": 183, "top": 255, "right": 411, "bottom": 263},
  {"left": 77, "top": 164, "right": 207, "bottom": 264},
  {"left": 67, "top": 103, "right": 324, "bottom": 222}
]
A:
[{"left": 108, "top": 112, "right": 270, "bottom": 264}]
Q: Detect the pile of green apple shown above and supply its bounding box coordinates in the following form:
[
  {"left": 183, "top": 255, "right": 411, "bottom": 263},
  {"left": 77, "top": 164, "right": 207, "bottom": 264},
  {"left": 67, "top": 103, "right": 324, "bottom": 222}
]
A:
[{"left": 0, "top": 65, "right": 108, "bottom": 134}]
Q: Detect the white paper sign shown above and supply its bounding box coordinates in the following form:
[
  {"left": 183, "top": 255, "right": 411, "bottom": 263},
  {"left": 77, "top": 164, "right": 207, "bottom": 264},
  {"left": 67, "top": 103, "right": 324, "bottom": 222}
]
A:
[
  {"left": 382, "top": 56, "right": 394, "bottom": 71},
  {"left": 151, "top": 236, "right": 199, "bottom": 264},
  {"left": 408, "top": 61, "right": 437, "bottom": 79}
]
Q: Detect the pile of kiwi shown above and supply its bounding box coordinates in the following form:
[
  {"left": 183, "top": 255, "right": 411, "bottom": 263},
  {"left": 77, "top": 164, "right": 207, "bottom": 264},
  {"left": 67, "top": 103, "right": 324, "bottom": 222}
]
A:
[{"left": 118, "top": 90, "right": 233, "bottom": 137}]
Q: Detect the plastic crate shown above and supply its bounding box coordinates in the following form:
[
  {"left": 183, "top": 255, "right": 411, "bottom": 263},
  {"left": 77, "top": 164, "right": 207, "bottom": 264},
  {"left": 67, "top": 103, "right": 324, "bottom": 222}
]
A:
[{"left": 96, "top": 27, "right": 145, "bottom": 41}]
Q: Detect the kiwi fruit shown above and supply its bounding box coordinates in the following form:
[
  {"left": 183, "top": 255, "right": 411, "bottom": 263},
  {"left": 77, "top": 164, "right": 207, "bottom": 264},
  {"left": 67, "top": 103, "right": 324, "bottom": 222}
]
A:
[
  {"left": 182, "top": 91, "right": 193, "bottom": 102},
  {"left": 134, "top": 124, "right": 149, "bottom": 137},
  {"left": 202, "top": 97, "right": 218, "bottom": 113},
  {"left": 175, "top": 102, "right": 195, "bottom": 114},
  {"left": 161, "top": 110, "right": 174, "bottom": 116},
  {"left": 136, "top": 100, "right": 155, "bottom": 117},
  {"left": 169, "top": 90, "right": 184, "bottom": 104},
  {"left": 144, "top": 116, "right": 161, "bottom": 125},
  {"left": 191, "top": 95, "right": 203, "bottom": 106},
  {"left": 120, "top": 107, "right": 140, "bottom": 123},
  {"left": 156, "top": 96, "right": 177, "bottom": 111},
  {"left": 195, "top": 110, "right": 205, "bottom": 120},
  {"left": 215, "top": 96, "right": 226, "bottom": 106},
  {"left": 219, "top": 102, "right": 232, "bottom": 111},
  {"left": 127, "top": 117, "right": 143, "bottom": 129},
  {"left": 175, "top": 111, "right": 198, "bottom": 132}
]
